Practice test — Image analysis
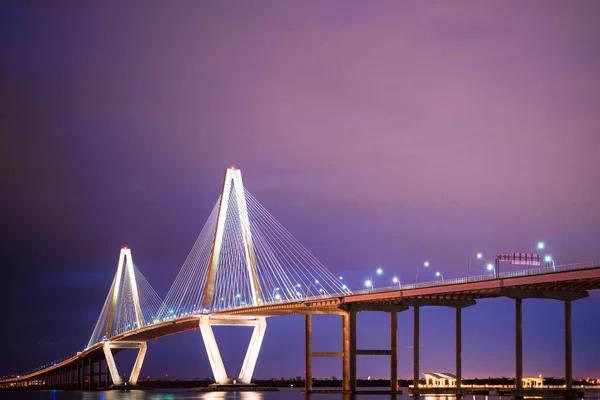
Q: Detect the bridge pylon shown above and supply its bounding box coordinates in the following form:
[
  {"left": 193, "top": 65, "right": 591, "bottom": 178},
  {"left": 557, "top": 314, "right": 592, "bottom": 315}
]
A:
[
  {"left": 86, "top": 247, "right": 162, "bottom": 387},
  {"left": 202, "top": 167, "right": 263, "bottom": 310},
  {"left": 199, "top": 167, "right": 267, "bottom": 385}
]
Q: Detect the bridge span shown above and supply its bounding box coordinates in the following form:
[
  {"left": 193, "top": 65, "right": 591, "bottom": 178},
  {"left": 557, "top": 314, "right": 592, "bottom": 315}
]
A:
[
  {"left": 3, "top": 261, "right": 599, "bottom": 395},
  {"left": 2, "top": 168, "right": 599, "bottom": 397}
]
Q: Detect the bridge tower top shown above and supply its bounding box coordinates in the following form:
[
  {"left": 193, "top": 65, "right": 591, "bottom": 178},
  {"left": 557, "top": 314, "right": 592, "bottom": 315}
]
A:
[
  {"left": 105, "top": 247, "right": 143, "bottom": 337},
  {"left": 87, "top": 247, "right": 162, "bottom": 347},
  {"left": 202, "top": 167, "right": 263, "bottom": 309}
]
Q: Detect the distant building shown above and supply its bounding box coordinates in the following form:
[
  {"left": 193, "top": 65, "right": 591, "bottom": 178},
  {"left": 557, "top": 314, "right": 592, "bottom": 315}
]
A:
[
  {"left": 423, "top": 372, "right": 457, "bottom": 387},
  {"left": 522, "top": 376, "right": 544, "bottom": 388}
]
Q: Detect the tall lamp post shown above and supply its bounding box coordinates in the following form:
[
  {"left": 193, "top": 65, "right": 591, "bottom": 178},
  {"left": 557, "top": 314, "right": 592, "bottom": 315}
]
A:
[
  {"left": 486, "top": 263, "right": 496, "bottom": 278},
  {"left": 468, "top": 252, "right": 483, "bottom": 276},
  {"left": 416, "top": 261, "right": 429, "bottom": 283},
  {"left": 544, "top": 255, "right": 555, "bottom": 271},
  {"left": 435, "top": 271, "right": 444, "bottom": 283},
  {"left": 392, "top": 277, "right": 401, "bottom": 289}
]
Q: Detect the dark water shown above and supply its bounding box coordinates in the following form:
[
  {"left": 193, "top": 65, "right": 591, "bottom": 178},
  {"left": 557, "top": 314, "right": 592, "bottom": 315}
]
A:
[{"left": 0, "top": 388, "right": 511, "bottom": 400}]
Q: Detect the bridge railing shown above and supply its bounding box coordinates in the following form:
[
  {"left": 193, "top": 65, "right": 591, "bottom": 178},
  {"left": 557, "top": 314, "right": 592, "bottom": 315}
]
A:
[{"left": 351, "top": 261, "right": 600, "bottom": 295}]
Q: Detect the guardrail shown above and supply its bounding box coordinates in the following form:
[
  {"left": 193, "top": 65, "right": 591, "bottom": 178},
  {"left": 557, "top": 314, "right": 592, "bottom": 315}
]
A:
[{"left": 351, "top": 260, "right": 600, "bottom": 295}]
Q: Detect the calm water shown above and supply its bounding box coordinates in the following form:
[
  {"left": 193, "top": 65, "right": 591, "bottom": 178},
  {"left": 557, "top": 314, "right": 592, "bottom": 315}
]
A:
[{"left": 0, "top": 388, "right": 515, "bottom": 400}]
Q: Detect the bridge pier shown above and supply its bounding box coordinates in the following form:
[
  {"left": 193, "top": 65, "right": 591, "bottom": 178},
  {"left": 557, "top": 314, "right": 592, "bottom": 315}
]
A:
[
  {"left": 303, "top": 311, "right": 359, "bottom": 394},
  {"left": 305, "top": 314, "right": 313, "bottom": 392},
  {"left": 199, "top": 315, "right": 266, "bottom": 385},
  {"left": 404, "top": 298, "right": 475, "bottom": 396},
  {"left": 89, "top": 356, "right": 94, "bottom": 390},
  {"left": 565, "top": 300, "right": 572, "bottom": 390},
  {"left": 515, "top": 298, "right": 523, "bottom": 391},
  {"left": 413, "top": 305, "right": 419, "bottom": 394},
  {"left": 306, "top": 304, "right": 404, "bottom": 394},
  {"left": 501, "top": 288, "right": 588, "bottom": 393},
  {"left": 342, "top": 312, "right": 350, "bottom": 393},
  {"left": 103, "top": 341, "right": 147, "bottom": 386},
  {"left": 456, "top": 307, "right": 462, "bottom": 392}
]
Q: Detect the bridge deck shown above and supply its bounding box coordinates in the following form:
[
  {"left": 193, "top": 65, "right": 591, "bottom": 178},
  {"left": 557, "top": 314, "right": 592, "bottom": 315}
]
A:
[{"left": 3, "top": 264, "right": 599, "bottom": 385}]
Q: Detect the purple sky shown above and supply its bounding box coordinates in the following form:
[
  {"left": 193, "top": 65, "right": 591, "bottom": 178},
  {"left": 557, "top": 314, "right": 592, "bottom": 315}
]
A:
[{"left": 1, "top": 1, "right": 599, "bottom": 380}]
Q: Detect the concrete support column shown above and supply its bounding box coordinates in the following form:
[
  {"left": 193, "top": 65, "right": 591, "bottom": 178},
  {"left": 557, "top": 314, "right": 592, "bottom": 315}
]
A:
[
  {"left": 349, "top": 308, "right": 357, "bottom": 393},
  {"left": 106, "top": 359, "right": 110, "bottom": 387},
  {"left": 564, "top": 300, "right": 572, "bottom": 390},
  {"left": 456, "top": 307, "right": 462, "bottom": 390},
  {"left": 413, "top": 306, "right": 420, "bottom": 393},
  {"left": 390, "top": 311, "right": 398, "bottom": 392},
  {"left": 89, "top": 357, "right": 94, "bottom": 390},
  {"left": 305, "top": 314, "right": 313, "bottom": 393},
  {"left": 78, "top": 360, "right": 82, "bottom": 390},
  {"left": 97, "top": 359, "right": 102, "bottom": 389},
  {"left": 515, "top": 298, "right": 523, "bottom": 391},
  {"left": 342, "top": 312, "right": 350, "bottom": 393}
]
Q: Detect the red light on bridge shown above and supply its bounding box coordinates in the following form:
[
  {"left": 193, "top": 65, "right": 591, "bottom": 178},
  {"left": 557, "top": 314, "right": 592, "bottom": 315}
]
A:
[
  {"left": 229, "top": 165, "right": 236, "bottom": 169},
  {"left": 123, "top": 246, "right": 128, "bottom": 249}
]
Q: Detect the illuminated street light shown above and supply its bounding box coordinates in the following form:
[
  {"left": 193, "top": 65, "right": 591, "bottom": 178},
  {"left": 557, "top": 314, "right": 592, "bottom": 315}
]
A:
[
  {"left": 416, "top": 261, "right": 429, "bottom": 283},
  {"left": 531, "top": 241, "right": 545, "bottom": 254},
  {"left": 468, "top": 252, "right": 483, "bottom": 276},
  {"left": 436, "top": 271, "right": 444, "bottom": 282},
  {"left": 545, "top": 255, "right": 555, "bottom": 271},
  {"left": 376, "top": 267, "right": 383, "bottom": 275},
  {"left": 364, "top": 279, "right": 373, "bottom": 290},
  {"left": 392, "top": 277, "right": 401, "bottom": 289},
  {"left": 487, "top": 263, "right": 496, "bottom": 278}
]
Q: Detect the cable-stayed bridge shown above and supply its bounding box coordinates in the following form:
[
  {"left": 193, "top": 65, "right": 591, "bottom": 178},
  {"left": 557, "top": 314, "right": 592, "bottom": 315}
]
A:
[{"left": 2, "top": 167, "right": 600, "bottom": 397}]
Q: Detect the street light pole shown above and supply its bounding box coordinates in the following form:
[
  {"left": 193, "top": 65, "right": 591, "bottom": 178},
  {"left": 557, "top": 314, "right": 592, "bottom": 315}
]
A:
[
  {"left": 468, "top": 253, "right": 483, "bottom": 276},
  {"left": 435, "top": 272, "right": 444, "bottom": 283},
  {"left": 545, "top": 255, "right": 555, "bottom": 271},
  {"left": 416, "top": 261, "right": 429, "bottom": 283},
  {"left": 486, "top": 263, "right": 496, "bottom": 278}
]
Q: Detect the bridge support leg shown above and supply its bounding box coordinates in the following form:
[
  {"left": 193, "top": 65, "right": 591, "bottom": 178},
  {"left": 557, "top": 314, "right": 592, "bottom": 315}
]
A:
[
  {"left": 456, "top": 307, "right": 462, "bottom": 392},
  {"left": 102, "top": 341, "right": 147, "bottom": 386},
  {"left": 564, "top": 300, "right": 572, "bottom": 390},
  {"left": 413, "top": 306, "right": 420, "bottom": 395},
  {"left": 199, "top": 315, "right": 267, "bottom": 385},
  {"left": 349, "top": 308, "right": 357, "bottom": 393},
  {"left": 89, "top": 357, "right": 94, "bottom": 390},
  {"left": 390, "top": 311, "right": 398, "bottom": 392},
  {"left": 305, "top": 314, "right": 313, "bottom": 392},
  {"left": 97, "top": 359, "right": 101, "bottom": 389},
  {"left": 515, "top": 298, "right": 523, "bottom": 391},
  {"left": 342, "top": 312, "right": 350, "bottom": 393}
]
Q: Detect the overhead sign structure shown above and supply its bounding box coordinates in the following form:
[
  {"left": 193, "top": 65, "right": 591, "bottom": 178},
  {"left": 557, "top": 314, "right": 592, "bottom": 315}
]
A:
[{"left": 497, "top": 253, "right": 541, "bottom": 266}]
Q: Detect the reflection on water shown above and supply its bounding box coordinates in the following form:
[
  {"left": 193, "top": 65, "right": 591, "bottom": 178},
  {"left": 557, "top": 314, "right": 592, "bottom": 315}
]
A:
[{"left": 4, "top": 388, "right": 592, "bottom": 400}]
